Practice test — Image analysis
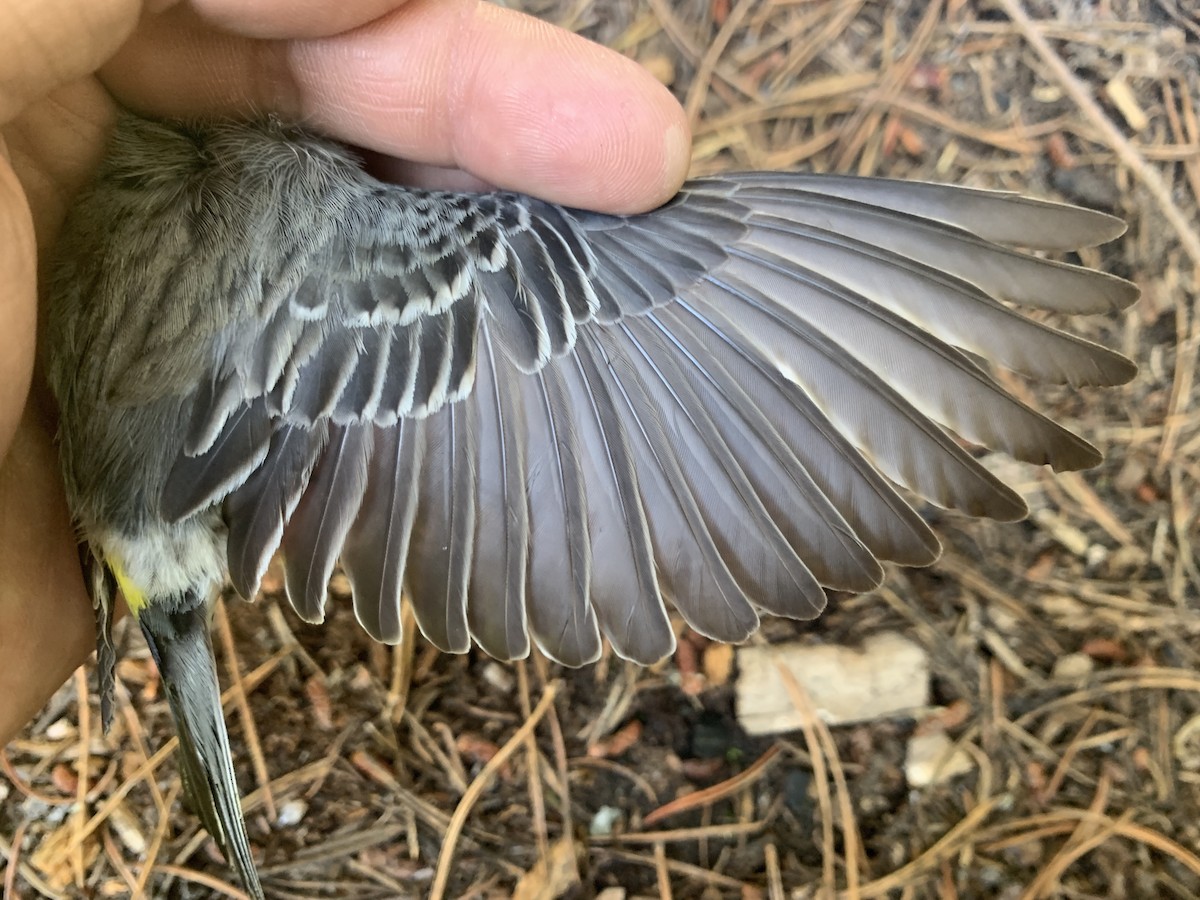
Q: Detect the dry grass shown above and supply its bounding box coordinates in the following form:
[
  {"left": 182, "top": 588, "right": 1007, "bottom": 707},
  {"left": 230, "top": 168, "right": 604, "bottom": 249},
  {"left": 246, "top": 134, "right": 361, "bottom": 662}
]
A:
[{"left": 4, "top": 0, "right": 1199, "bottom": 897}]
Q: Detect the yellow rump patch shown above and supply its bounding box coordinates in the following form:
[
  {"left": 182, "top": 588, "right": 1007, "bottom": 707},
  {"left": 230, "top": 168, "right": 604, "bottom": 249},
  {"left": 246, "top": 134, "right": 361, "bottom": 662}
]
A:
[{"left": 109, "top": 557, "right": 149, "bottom": 617}]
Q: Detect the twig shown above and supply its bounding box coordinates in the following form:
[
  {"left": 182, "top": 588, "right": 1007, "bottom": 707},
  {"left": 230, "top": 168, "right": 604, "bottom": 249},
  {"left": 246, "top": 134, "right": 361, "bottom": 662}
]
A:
[
  {"left": 214, "top": 600, "right": 275, "bottom": 820},
  {"left": 654, "top": 841, "right": 674, "bottom": 899},
  {"left": 996, "top": 0, "right": 1200, "bottom": 269},
  {"left": 429, "top": 681, "right": 560, "bottom": 900},
  {"left": 152, "top": 864, "right": 254, "bottom": 899},
  {"left": 3, "top": 821, "right": 28, "bottom": 900},
  {"left": 849, "top": 795, "right": 1005, "bottom": 898},
  {"left": 134, "top": 782, "right": 181, "bottom": 898},
  {"left": 641, "top": 744, "right": 782, "bottom": 827},
  {"left": 516, "top": 661, "right": 550, "bottom": 864},
  {"left": 71, "top": 668, "right": 89, "bottom": 890},
  {"left": 683, "top": 0, "right": 757, "bottom": 126},
  {"left": 777, "top": 664, "right": 864, "bottom": 896}
]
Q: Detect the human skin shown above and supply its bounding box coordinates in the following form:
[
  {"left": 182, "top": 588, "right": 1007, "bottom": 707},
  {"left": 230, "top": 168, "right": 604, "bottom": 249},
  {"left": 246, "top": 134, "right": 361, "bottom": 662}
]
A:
[{"left": 0, "top": 0, "right": 690, "bottom": 744}]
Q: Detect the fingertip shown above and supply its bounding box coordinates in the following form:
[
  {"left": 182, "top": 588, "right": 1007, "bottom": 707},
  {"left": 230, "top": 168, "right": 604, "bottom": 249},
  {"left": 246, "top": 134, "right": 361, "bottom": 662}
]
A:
[
  {"left": 449, "top": 4, "right": 691, "bottom": 213},
  {"left": 657, "top": 118, "right": 692, "bottom": 205}
]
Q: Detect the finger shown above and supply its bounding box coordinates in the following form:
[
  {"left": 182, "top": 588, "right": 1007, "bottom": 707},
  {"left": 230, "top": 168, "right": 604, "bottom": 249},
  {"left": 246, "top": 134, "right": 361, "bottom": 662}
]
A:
[
  {"left": 0, "top": 0, "right": 139, "bottom": 124},
  {"left": 0, "top": 0, "right": 137, "bottom": 469},
  {"left": 0, "top": 159, "right": 35, "bottom": 458},
  {"left": 0, "top": 413, "right": 94, "bottom": 746},
  {"left": 190, "top": 0, "right": 406, "bottom": 40},
  {"left": 361, "top": 152, "right": 493, "bottom": 193},
  {"left": 296, "top": 0, "right": 691, "bottom": 213},
  {"left": 5, "top": 80, "right": 119, "bottom": 251},
  {"left": 2, "top": 83, "right": 120, "bottom": 460},
  {"left": 101, "top": 0, "right": 690, "bottom": 213}
]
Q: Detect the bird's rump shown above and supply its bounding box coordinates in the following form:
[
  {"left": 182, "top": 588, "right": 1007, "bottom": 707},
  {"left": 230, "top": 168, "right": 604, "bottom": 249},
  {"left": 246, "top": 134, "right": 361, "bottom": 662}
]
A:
[{"left": 159, "top": 162, "right": 1137, "bottom": 666}]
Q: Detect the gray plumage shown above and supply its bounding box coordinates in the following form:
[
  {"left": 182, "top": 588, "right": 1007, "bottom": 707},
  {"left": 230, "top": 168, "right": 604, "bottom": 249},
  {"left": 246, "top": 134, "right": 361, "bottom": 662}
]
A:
[
  {"left": 49, "top": 113, "right": 1136, "bottom": 660},
  {"left": 45, "top": 114, "right": 1137, "bottom": 896}
]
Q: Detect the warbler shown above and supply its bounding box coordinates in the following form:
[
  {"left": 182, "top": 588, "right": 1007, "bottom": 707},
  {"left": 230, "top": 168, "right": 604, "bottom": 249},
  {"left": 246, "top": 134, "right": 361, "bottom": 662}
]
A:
[{"left": 45, "top": 113, "right": 1137, "bottom": 897}]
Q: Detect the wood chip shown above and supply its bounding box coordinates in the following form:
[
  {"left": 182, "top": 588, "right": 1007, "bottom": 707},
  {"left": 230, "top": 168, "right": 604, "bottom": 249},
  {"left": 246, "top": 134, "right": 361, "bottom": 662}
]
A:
[
  {"left": 1105, "top": 75, "right": 1150, "bottom": 131},
  {"left": 106, "top": 802, "right": 147, "bottom": 856},
  {"left": 512, "top": 836, "right": 581, "bottom": 900},
  {"left": 736, "top": 634, "right": 929, "bottom": 735}
]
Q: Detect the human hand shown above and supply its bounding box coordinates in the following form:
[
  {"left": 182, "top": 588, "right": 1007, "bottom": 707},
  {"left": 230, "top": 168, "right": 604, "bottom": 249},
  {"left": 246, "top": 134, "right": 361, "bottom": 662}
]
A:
[{"left": 0, "top": 0, "right": 690, "bottom": 744}]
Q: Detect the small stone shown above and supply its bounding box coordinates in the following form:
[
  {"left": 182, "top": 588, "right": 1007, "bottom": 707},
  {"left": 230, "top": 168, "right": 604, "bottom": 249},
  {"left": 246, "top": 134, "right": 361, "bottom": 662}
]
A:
[
  {"left": 45, "top": 718, "right": 75, "bottom": 740},
  {"left": 277, "top": 799, "right": 308, "bottom": 827},
  {"left": 482, "top": 661, "right": 515, "bottom": 693},
  {"left": 1051, "top": 653, "right": 1095, "bottom": 681},
  {"left": 349, "top": 664, "right": 374, "bottom": 690},
  {"left": 905, "top": 732, "right": 975, "bottom": 787},
  {"left": 589, "top": 806, "right": 623, "bottom": 836}
]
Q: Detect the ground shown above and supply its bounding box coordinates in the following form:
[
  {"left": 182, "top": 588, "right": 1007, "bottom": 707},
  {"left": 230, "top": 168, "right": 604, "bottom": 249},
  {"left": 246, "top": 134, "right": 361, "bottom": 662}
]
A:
[{"left": 4, "top": 0, "right": 1199, "bottom": 897}]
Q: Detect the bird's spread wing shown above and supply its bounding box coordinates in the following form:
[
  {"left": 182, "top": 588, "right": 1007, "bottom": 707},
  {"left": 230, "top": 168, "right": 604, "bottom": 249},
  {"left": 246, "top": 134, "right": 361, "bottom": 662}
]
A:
[{"left": 161, "top": 172, "right": 1137, "bottom": 665}]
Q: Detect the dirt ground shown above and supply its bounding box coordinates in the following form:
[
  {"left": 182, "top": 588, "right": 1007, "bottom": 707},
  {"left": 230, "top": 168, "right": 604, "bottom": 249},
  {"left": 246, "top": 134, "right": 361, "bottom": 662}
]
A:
[{"left": 4, "top": 0, "right": 1200, "bottom": 897}]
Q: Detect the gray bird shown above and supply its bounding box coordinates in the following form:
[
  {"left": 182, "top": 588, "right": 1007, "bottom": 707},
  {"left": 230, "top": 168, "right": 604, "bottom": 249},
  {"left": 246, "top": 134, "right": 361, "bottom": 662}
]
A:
[{"left": 46, "top": 113, "right": 1136, "bottom": 897}]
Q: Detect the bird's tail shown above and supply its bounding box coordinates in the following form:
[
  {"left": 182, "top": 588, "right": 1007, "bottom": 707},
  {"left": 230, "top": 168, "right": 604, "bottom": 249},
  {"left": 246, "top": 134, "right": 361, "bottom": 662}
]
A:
[{"left": 137, "top": 599, "right": 264, "bottom": 900}]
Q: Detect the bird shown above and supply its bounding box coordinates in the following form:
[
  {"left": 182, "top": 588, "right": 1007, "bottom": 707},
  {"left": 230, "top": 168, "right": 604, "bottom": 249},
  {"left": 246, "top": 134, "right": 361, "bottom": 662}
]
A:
[{"left": 44, "top": 112, "right": 1137, "bottom": 898}]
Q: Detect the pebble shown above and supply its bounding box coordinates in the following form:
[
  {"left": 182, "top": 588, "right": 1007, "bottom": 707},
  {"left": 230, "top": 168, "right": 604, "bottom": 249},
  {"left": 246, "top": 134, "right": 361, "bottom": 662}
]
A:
[
  {"left": 905, "top": 732, "right": 975, "bottom": 787},
  {"left": 1051, "top": 652, "right": 1095, "bottom": 681},
  {"left": 277, "top": 799, "right": 309, "bottom": 827}
]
